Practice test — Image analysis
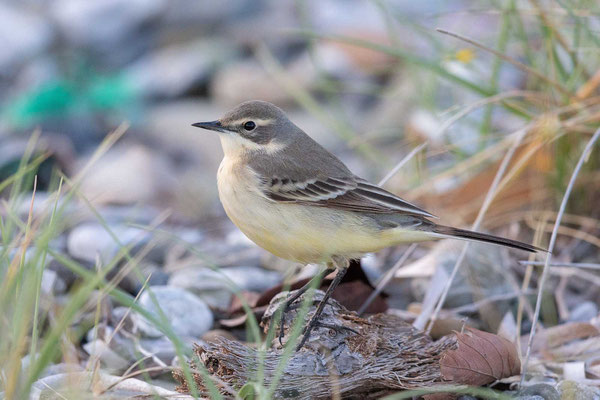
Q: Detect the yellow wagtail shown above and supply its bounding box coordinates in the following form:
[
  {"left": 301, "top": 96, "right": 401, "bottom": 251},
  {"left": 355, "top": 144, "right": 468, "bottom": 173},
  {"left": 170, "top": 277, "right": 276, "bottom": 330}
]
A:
[{"left": 193, "top": 100, "right": 542, "bottom": 350}]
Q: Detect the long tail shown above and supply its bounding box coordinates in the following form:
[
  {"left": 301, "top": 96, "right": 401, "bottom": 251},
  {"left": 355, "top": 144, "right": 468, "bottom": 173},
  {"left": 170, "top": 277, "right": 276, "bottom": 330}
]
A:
[{"left": 432, "top": 225, "right": 545, "bottom": 253}]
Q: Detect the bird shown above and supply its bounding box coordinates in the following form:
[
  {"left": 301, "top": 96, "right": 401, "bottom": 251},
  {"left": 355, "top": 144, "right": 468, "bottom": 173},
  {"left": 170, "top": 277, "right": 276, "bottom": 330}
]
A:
[{"left": 192, "top": 100, "right": 543, "bottom": 350}]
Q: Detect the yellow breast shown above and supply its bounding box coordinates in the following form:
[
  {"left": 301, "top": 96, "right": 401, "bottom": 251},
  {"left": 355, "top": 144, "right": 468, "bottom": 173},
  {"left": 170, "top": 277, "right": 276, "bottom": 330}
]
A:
[
  {"left": 216, "top": 156, "right": 432, "bottom": 264},
  {"left": 217, "top": 156, "right": 288, "bottom": 256}
]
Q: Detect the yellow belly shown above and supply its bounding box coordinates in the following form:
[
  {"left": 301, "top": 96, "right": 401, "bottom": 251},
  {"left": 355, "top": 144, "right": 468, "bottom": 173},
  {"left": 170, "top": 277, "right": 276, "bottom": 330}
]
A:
[{"left": 216, "top": 157, "right": 432, "bottom": 264}]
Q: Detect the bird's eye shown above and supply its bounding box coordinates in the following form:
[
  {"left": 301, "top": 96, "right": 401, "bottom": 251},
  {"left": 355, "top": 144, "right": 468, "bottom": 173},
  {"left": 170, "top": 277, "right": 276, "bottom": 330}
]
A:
[{"left": 243, "top": 121, "right": 256, "bottom": 131}]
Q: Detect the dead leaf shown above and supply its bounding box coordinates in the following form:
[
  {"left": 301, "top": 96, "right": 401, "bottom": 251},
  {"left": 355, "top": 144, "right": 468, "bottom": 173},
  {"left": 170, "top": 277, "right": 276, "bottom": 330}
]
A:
[
  {"left": 219, "top": 306, "right": 267, "bottom": 328},
  {"left": 526, "top": 322, "right": 600, "bottom": 353},
  {"left": 228, "top": 290, "right": 260, "bottom": 314},
  {"left": 440, "top": 327, "right": 521, "bottom": 386},
  {"left": 413, "top": 144, "right": 550, "bottom": 223},
  {"left": 545, "top": 337, "right": 600, "bottom": 361},
  {"left": 331, "top": 280, "right": 387, "bottom": 314},
  {"left": 545, "top": 323, "right": 600, "bottom": 348}
]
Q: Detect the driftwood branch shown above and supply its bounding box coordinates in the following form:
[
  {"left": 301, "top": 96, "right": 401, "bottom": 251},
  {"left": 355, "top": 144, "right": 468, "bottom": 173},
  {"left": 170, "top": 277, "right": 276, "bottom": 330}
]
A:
[{"left": 174, "top": 290, "right": 519, "bottom": 399}]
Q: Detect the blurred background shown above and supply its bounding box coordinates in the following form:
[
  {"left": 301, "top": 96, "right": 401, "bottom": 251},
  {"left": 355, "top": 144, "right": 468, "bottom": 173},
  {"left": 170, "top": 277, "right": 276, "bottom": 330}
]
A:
[
  {"left": 1, "top": 0, "right": 600, "bottom": 397},
  {"left": 5, "top": 0, "right": 598, "bottom": 224}
]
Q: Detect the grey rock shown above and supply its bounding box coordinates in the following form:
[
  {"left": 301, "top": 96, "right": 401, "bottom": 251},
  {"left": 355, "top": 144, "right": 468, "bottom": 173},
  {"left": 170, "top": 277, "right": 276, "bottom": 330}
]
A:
[
  {"left": 557, "top": 380, "right": 600, "bottom": 400},
  {"left": 138, "top": 336, "right": 197, "bottom": 364},
  {"left": 117, "top": 262, "right": 170, "bottom": 295},
  {"left": 0, "top": 4, "right": 53, "bottom": 72},
  {"left": 568, "top": 301, "right": 598, "bottom": 322},
  {"left": 67, "top": 222, "right": 149, "bottom": 263},
  {"left": 111, "top": 307, "right": 135, "bottom": 332},
  {"left": 226, "top": 1, "right": 298, "bottom": 48},
  {"left": 222, "top": 265, "right": 282, "bottom": 292},
  {"left": 138, "top": 336, "right": 176, "bottom": 361},
  {"left": 518, "top": 383, "right": 560, "bottom": 400},
  {"left": 134, "top": 286, "right": 213, "bottom": 338},
  {"left": 161, "top": 0, "right": 250, "bottom": 26},
  {"left": 41, "top": 269, "right": 67, "bottom": 295},
  {"left": 21, "top": 359, "right": 83, "bottom": 381},
  {"left": 77, "top": 144, "right": 177, "bottom": 206},
  {"left": 168, "top": 265, "right": 282, "bottom": 308},
  {"left": 168, "top": 267, "right": 232, "bottom": 309},
  {"left": 145, "top": 268, "right": 170, "bottom": 288},
  {"left": 169, "top": 267, "right": 228, "bottom": 292},
  {"left": 409, "top": 240, "right": 515, "bottom": 331},
  {"left": 126, "top": 39, "right": 237, "bottom": 99},
  {"left": 47, "top": 258, "right": 78, "bottom": 289},
  {"left": 16, "top": 191, "right": 72, "bottom": 221},
  {"left": 83, "top": 339, "right": 130, "bottom": 373},
  {"left": 5, "top": 247, "right": 65, "bottom": 294},
  {"left": 51, "top": 0, "right": 165, "bottom": 63},
  {"left": 10, "top": 56, "right": 59, "bottom": 96},
  {"left": 210, "top": 56, "right": 318, "bottom": 107},
  {"left": 86, "top": 325, "right": 139, "bottom": 364}
]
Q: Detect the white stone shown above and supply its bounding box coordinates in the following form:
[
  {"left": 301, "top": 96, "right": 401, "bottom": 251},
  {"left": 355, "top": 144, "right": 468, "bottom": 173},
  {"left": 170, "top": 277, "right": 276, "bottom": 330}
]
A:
[{"left": 134, "top": 286, "right": 213, "bottom": 338}]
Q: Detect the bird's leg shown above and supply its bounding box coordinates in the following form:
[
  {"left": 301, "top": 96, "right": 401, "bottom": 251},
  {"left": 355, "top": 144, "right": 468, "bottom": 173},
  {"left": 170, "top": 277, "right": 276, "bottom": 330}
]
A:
[
  {"left": 295, "top": 257, "right": 349, "bottom": 351},
  {"left": 277, "top": 265, "right": 335, "bottom": 345}
]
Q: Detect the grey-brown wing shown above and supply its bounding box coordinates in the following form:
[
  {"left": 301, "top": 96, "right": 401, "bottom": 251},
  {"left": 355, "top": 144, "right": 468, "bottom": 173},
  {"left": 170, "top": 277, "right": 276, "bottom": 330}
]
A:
[
  {"left": 248, "top": 130, "right": 436, "bottom": 218},
  {"left": 258, "top": 174, "right": 436, "bottom": 218}
]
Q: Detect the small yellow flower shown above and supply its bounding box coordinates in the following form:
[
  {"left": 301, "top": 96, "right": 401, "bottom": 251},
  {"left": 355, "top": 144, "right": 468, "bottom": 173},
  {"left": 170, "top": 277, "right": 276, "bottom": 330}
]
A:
[{"left": 455, "top": 48, "right": 475, "bottom": 64}]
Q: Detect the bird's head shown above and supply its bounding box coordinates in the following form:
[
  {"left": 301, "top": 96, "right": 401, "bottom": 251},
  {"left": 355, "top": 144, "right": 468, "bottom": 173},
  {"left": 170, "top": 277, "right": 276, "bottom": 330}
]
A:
[{"left": 193, "top": 100, "right": 294, "bottom": 155}]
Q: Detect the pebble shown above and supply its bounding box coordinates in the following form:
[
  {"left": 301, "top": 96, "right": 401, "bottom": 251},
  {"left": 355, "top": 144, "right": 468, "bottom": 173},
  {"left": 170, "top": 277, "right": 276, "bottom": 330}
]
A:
[
  {"left": 138, "top": 336, "right": 196, "bottom": 364},
  {"left": 0, "top": 3, "right": 52, "bottom": 72},
  {"left": 118, "top": 262, "right": 170, "bottom": 295},
  {"left": 50, "top": 0, "right": 166, "bottom": 64},
  {"left": 568, "top": 301, "right": 598, "bottom": 322},
  {"left": 223, "top": 265, "right": 282, "bottom": 292},
  {"left": 557, "top": 380, "right": 600, "bottom": 400},
  {"left": 77, "top": 144, "right": 177, "bottom": 206},
  {"left": 41, "top": 269, "right": 67, "bottom": 295},
  {"left": 168, "top": 265, "right": 282, "bottom": 309},
  {"left": 517, "top": 383, "right": 560, "bottom": 400},
  {"left": 47, "top": 258, "right": 79, "bottom": 289},
  {"left": 126, "top": 39, "right": 236, "bottom": 99},
  {"left": 67, "top": 222, "right": 150, "bottom": 263},
  {"left": 161, "top": 0, "right": 250, "bottom": 26},
  {"left": 83, "top": 339, "right": 130, "bottom": 373},
  {"left": 408, "top": 241, "right": 514, "bottom": 312},
  {"left": 134, "top": 286, "right": 213, "bottom": 338}
]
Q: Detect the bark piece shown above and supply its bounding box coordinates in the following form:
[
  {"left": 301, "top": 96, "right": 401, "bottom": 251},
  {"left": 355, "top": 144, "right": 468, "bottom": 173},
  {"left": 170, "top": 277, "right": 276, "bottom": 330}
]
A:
[{"left": 175, "top": 290, "right": 519, "bottom": 399}]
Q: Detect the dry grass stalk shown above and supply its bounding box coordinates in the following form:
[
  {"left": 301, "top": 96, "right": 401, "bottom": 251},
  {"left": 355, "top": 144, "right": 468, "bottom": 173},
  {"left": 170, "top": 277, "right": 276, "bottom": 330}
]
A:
[{"left": 521, "top": 126, "right": 600, "bottom": 384}]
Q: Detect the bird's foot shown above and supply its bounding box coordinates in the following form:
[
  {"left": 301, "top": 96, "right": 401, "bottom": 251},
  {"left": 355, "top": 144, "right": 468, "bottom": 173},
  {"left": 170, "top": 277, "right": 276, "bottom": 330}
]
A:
[
  {"left": 295, "top": 305, "right": 329, "bottom": 351},
  {"left": 277, "top": 296, "right": 329, "bottom": 346},
  {"left": 277, "top": 296, "right": 293, "bottom": 346}
]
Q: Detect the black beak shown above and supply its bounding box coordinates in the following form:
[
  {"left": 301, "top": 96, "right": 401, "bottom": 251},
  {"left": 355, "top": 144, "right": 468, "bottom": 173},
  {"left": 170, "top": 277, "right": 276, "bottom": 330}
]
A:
[{"left": 192, "top": 120, "right": 224, "bottom": 132}]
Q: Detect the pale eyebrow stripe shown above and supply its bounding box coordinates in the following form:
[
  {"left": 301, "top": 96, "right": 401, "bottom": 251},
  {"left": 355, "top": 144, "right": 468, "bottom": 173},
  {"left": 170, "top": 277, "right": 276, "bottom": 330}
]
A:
[{"left": 226, "top": 118, "right": 274, "bottom": 126}]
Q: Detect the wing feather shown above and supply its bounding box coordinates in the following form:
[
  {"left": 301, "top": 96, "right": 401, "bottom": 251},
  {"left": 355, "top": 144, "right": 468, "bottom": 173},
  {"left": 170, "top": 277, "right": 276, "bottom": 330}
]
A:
[{"left": 259, "top": 173, "right": 435, "bottom": 218}]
